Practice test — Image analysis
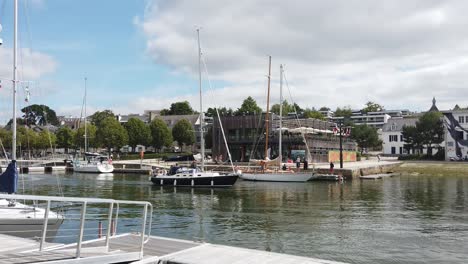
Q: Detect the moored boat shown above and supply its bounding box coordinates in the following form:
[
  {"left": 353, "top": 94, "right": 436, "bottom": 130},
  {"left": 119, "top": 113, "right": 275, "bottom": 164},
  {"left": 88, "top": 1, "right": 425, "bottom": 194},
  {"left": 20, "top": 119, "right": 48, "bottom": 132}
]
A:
[{"left": 151, "top": 167, "right": 239, "bottom": 187}]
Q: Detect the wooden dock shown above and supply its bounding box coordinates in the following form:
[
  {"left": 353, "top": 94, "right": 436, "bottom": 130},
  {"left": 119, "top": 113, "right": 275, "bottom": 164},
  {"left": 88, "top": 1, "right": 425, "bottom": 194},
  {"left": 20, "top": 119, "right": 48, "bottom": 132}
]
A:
[{"left": 0, "top": 233, "right": 346, "bottom": 264}]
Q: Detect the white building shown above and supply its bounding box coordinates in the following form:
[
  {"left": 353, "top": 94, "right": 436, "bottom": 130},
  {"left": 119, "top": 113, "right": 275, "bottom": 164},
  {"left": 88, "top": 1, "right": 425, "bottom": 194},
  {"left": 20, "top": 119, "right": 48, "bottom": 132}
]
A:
[
  {"left": 380, "top": 117, "right": 418, "bottom": 155},
  {"left": 350, "top": 112, "right": 392, "bottom": 128},
  {"left": 442, "top": 110, "right": 468, "bottom": 160}
]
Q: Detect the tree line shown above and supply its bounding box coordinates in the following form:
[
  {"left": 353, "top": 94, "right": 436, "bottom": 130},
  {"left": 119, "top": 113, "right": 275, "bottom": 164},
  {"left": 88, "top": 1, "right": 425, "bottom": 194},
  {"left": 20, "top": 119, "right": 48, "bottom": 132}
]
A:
[{"left": 0, "top": 105, "right": 196, "bottom": 156}]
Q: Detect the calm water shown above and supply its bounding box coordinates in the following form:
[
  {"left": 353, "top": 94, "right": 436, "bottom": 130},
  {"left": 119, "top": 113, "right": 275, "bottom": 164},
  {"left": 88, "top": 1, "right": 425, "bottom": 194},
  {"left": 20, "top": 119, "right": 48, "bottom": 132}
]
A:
[{"left": 19, "top": 172, "right": 468, "bottom": 264}]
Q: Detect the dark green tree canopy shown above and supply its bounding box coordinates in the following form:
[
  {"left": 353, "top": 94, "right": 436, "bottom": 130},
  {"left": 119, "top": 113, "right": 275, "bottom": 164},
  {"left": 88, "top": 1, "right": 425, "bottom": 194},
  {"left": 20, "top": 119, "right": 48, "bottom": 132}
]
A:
[
  {"left": 206, "top": 107, "right": 233, "bottom": 117},
  {"left": 319, "top": 106, "right": 330, "bottom": 111},
  {"left": 21, "top": 104, "right": 59, "bottom": 126},
  {"left": 56, "top": 126, "right": 75, "bottom": 152},
  {"left": 150, "top": 118, "right": 173, "bottom": 151},
  {"left": 89, "top": 110, "right": 115, "bottom": 127},
  {"left": 172, "top": 119, "right": 195, "bottom": 147},
  {"left": 361, "top": 101, "right": 384, "bottom": 113},
  {"left": 124, "top": 118, "right": 151, "bottom": 150},
  {"left": 235, "top": 96, "right": 262, "bottom": 116},
  {"left": 402, "top": 112, "right": 444, "bottom": 156},
  {"left": 74, "top": 123, "right": 97, "bottom": 149},
  {"left": 334, "top": 107, "right": 353, "bottom": 118},
  {"left": 271, "top": 100, "right": 295, "bottom": 116},
  {"left": 161, "top": 101, "right": 195, "bottom": 115},
  {"left": 96, "top": 117, "right": 128, "bottom": 152},
  {"left": 350, "top": 125, "right": 382, "bottom": 153},
  {"left": 303, "top": 108, "right": 325, "bottom": 120}
]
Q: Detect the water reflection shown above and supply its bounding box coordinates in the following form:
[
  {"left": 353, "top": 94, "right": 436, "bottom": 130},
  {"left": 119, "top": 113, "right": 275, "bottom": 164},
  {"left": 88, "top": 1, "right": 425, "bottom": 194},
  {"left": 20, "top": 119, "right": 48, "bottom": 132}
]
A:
[{"left": 18, "top": 172, "right": 468, "bottom": 264}]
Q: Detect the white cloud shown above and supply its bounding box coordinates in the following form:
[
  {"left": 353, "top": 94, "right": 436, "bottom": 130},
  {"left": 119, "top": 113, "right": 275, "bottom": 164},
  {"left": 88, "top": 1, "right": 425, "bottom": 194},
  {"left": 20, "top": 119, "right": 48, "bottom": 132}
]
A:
[
  {"left": 135, "top": 0, "right": 468, "bottom": 112},
  {"left": 0, "top": 47, "right": 57, "bottom": 124}
]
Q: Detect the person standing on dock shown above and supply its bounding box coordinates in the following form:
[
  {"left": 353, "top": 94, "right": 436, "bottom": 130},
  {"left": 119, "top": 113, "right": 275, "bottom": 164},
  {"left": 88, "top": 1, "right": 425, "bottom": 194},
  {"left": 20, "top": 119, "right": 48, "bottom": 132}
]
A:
[
  {"left": 330, "top": 161, "right": 334, "bottom": 174},
  {"left": 303, "top": 159, "right": 308, "bottom": 170}
]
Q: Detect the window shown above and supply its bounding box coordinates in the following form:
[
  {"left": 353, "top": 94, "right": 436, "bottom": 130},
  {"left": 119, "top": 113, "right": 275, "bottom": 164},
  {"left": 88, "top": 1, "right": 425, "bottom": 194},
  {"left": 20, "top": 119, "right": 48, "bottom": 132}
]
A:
[
  {"left": 399, "top": 147, "right": 403, "bottom": 154},
  {"left": 389, "top": 135, "right": 392, "bottom": 142},
  {"left": 447, "top": 142, "right": 454, "bottom": 147},
  {"left": 400, "top": 135, "right": 404, "bottom": 142},
  {"left": 459, "top": 116, "right": 465, "bottom": 123},
  {"left": 391, "top": 147, "right": 396, "bottom": 154}
]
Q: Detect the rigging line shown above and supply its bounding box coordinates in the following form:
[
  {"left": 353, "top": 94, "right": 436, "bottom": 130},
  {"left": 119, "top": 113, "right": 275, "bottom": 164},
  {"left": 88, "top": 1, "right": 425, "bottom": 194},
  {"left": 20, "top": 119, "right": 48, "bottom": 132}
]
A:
[
  {"left": 283, "top": 69, "right": 313, "bottom": 162},
  {"left": 200, "top": 56, "right": 235, "bottom": 171}
]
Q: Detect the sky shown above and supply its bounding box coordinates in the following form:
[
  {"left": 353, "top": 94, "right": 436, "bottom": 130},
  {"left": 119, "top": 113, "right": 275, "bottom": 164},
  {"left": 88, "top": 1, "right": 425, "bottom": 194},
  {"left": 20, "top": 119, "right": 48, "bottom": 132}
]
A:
[{"left": 1, "top": 0, "right": 468, "bottom": 124}]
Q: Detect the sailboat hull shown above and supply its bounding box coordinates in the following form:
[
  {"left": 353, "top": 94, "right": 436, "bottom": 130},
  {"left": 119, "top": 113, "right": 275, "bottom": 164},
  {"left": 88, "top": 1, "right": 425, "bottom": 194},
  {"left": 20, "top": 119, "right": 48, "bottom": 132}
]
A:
[
  {"left": 240, "top": 172, "right": 313, "bottom": 182},
  {"left": 73, "top": 163, "right": 114, "bottom": 173},
  {"left": 0, "top": 200, "right": 64, "bottom": 241},
  {"left": 151, "top": 174, "right": 239, "bottom": 187}
]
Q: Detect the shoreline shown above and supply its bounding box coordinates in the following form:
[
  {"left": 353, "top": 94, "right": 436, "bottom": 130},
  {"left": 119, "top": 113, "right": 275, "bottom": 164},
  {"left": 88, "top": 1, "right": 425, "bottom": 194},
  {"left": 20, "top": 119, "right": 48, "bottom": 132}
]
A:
[{"left": 395, "top": 160, "right": 468, "bottom": 176}]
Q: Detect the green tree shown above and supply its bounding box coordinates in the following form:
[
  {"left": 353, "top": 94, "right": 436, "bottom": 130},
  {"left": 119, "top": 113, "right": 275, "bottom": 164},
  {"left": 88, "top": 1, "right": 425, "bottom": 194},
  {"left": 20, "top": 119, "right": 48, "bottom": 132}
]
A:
[
  {"left": 35, "top": 129, "right": 56, "bottom": 151},
  {"left": 292, "top": 103, "right": 303, "bottom": 113},
  {"left": 361, "top": 101, "right": 384, "bottom": 113},
  {"left": 0, "top": 128, "right": 12, "bottom": 150},
  {"left": 271, "top": 100, "right": 294, "bottom": 116},
  {"left": 303, "top": 108, "right": 325, "bottom": 120},
  {"left": 235, "top": 96, "right": 262, "bottom": 116},
  {"left": 17, "top": 127, "right": 38, "bottom": 154},
  {"left": 417, "top": 111, "right": 444, "bottom": 156},
  {"left": 96, "top": 117, "right": 128, "bottom": 153},
  {"left": 124, "top": 118, "right": 151, "bottom": 151},
  {"left": 56, "top": 126, "right": 75, "bottom": 153},
  {"left": 21, "top": 104, "right": 60, "bottom": 126},
  {"left": 402, "top": 125, "right": 422, "bottom": 153},
  {"left": 334, "top": 107, "right": 353, "bottom": 118},
  {"left": 150, "top": 119, "right": 173, "bottom": 151},
  {"left": 319, "top": 106, "right": 330, "bottom": 111},
  {"left": 74, "top": 124, "right": 97, "bottom": 150},
  {"left": 161, "top": 101, "right": 195, "bottom": 115},
  {"left": 172, "top": 119, "right": 195, "bottom": 148},
  {"left": 206, "top": 107, "right": 233, "bottom": 117},
  {"left": 149, "top": 118, "right": 173, "bottom": 151},
  {"left": 350, "top": 125, "right": 382, "bottom": 153},
  {"left": 89, "top": 110, "right": 115, "bottom": 127}
]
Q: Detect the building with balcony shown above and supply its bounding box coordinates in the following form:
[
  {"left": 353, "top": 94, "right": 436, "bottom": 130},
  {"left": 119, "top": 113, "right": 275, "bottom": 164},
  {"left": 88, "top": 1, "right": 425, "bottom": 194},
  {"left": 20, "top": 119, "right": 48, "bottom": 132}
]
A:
[{"left": 212, "top": 113, "right": 357, "bottom": 162}]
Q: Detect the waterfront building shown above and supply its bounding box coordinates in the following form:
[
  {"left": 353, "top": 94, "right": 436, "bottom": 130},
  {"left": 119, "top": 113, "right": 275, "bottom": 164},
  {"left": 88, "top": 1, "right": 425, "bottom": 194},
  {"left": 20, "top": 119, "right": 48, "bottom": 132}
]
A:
[
  {"left": 380, "top": 117, "right": 418, "bottom": 155},
  {"left": 212, "top": 113, "right": 357, "bottom": 163},
  {"left": 442, "top": 109, "right": 468, "bottom": 160}
]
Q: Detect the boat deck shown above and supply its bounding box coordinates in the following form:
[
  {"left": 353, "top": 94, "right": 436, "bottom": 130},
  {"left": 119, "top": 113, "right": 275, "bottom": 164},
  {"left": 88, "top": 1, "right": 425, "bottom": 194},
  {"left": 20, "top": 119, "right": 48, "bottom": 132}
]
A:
[{"left": 0, "top": 233, "right": 346, "bottom": 264}]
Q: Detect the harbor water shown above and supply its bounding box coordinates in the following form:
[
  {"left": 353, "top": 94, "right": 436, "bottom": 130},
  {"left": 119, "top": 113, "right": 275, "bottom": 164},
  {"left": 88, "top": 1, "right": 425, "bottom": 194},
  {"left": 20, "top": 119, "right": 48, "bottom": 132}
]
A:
[{"left": 19, "top": 172, "right": 468, "bottom": 264}]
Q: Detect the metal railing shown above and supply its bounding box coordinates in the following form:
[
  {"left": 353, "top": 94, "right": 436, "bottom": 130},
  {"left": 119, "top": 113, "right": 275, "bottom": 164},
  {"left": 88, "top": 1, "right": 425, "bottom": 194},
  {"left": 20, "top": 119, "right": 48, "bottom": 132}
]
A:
[{"left": 0, "top": 194, "right": 153, "bottom": 259}]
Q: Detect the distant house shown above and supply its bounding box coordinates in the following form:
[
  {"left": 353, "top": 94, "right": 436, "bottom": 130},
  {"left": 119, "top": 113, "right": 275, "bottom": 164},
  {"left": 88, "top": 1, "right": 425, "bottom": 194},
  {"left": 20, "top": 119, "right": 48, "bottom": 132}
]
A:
[
  {"left": 380, "top": 97, "right": 442, "bottom": 156},
  {"left": 116, "top": 114, "right": 149, "bottom": 124},
  {"left": 380, "top": 117, "right": 418, "bottom": 155},
  {"left": 58, "top": 116, "right": 82, "bottom": 129}
]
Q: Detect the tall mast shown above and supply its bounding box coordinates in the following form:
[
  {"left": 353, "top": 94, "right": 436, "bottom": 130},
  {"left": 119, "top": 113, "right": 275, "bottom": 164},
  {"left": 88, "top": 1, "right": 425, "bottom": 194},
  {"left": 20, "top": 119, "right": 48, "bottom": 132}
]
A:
[
  {"left": 264, "top": 56, "right": 271, "bottom": 159},
  {"left": 279, "top": 64, "right": 283, "bottom": 165},
  {"left": 12, "top": 0, "right": 18, "bottom": 160},
  {"left": 84, "top": 77, "right": 87, "bottom": 153},
  {"left": 197, "top": 29, "right": 204, "bottom": 171}
]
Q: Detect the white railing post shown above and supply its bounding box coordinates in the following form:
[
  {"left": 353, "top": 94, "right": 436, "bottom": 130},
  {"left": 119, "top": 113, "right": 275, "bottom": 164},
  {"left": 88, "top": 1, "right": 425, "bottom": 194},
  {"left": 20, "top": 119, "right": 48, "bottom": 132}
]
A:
[
  {"left": 114, "top": 203, "right": 120, "bottom": 235},
  {"left": 39, "top": 200, "right": 51, "bottom": 251},
  {"left": 105, "top": 202, "right": 114, "bottom": 251},
  {"left": 139, "top": 204, "right": 148, "bottom": 259},
  {"left": 76, "top": 201, "right": 87, "bottom": 258}
]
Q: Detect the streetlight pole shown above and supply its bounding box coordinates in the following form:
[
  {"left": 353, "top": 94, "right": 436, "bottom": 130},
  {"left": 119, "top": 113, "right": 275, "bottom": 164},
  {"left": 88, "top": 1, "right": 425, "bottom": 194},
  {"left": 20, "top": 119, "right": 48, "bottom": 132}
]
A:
[{"left": 334, "top": 117, "right": 345, "bottom": 169}]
